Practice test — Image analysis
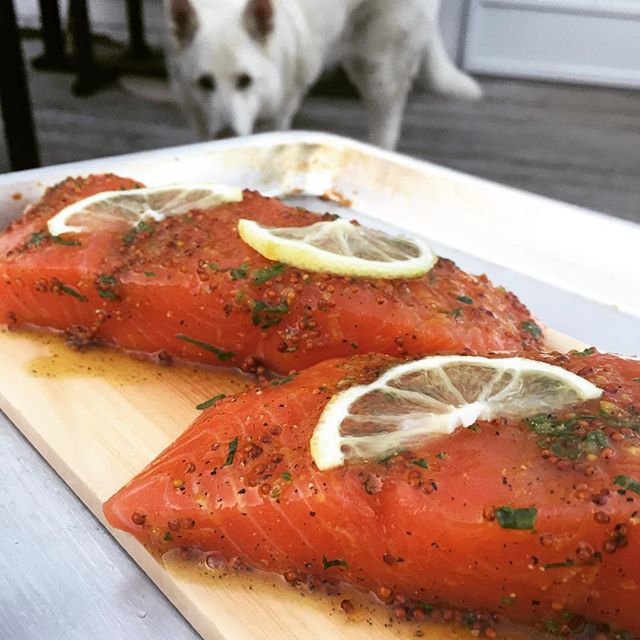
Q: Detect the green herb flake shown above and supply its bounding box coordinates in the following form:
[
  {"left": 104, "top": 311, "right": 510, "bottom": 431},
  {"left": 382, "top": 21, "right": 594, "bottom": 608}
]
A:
[
  {"left": 521, "top": 320, "right": 542, "bottom": 338},
  {"left": 208, "top": 262, "right": 219, "bottom": 271},
  {"left": 98, "top": 274, "right": 117, "bottom": 286},
  {"left": 253, "top": 262, "right": 285, "bottom": 285},
  {"left": 322, "top": 556, "right": 348, "bottom": 570},
  {"left": 575, "top": 346, "right": 596, "bottom": 357},
  {"left": 411, "top": 458, "right": 429, "bottom": 469},
  {"left": 26, "top": 231, "right": 48, "bottom": 247},
  {"left": 456, "top": 295, "right": 473, "bottom": 305},
  {"left": 144, "top": 271, "right": 156, "bottom": 278},
  {"left": 543, "top": 560, "right": 574, "bottom": 569},
  {"left": 450, "top": 307, "right": 462, "bottom": 319},
  {"left": 224, "top": 436, "right": 239, "bottom": 467},
  {"left": 271, "top": 374, "right": 295, "bottom": 386},
  {"left": 229, "top": 263, "right": 249, "bottom": 280},
  {"left": 52, "top": 236, "right": 81, "bottom": 246},
  {"left": 98, "top": 289, "right": 117, "bottom": 301},
  {"left": 281, "top": 472, "right": 292, "bottom": 481},
  {"left": 251, "top": 299, "right": 289, "bottom": 329},
  {"left": 495, "top": 506, "right": 537, "bottom": 530},
  {"left": 377, "top": 450, "right": 401, "bottom": 464},
  {"left": 163, "top": 531, "right": 173, "bottom": 542},
  {"left": 176, "top": 334, "right": 235, "bottom": 361},
  {"left": 122, "top": 220, "right": 154, "bottom": 245},
  {"left": 633, "top": 378, "right": 640, "bottom": 383},
  {"left": 614, "top": 475, "right": 640, "bottom": 495},
  {"left": 58, "top": 283, "right": 87, "bottom": 302},
  {"left": 196, "top": 393, "right": 226, "bottom": 411},
  {"left": 543, "top": 619, "right": 561, "bottom": 636},
  {"left": 525, "top": 414, "right": 605, "bottom": 460},
  {"left": 435, "top": 452, "right": 447, "bottom": 460}
]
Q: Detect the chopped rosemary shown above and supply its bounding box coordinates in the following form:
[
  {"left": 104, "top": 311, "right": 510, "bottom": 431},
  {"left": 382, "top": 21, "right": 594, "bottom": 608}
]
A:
[
  {"left": 98, "top": 289, "right": 117, "bottom": 301},
  {"left": 456, "top": 295, "right": 473, "bottom": 305},
  {"left": 322, "top": 556, "right": 348, "bottom": 569},
  {"left": 176, "top": 334, "right": 235, "bottom": 361},
  {"left": 52, "top": 236, "right": 81, "bottom": 246},
  {"left": 224, "top": 436, "right": 239, "bottom": 466},
  {"left": 196, "top": 393, "right": 226, "bottom": 411},
  {"left": 58, "top": 283, "right": 86, "bottom": 302},
  {"left": 614, "top": 475, "right": 640, "bottom": 495},
  {"left": 270, "top": 374, "right": 295, "bottom": 386}
]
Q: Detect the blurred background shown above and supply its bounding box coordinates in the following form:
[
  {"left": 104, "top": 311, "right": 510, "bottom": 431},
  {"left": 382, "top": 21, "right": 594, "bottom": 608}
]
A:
[{"left": 1, "top": 0, "right": 639, "bottom": 222}]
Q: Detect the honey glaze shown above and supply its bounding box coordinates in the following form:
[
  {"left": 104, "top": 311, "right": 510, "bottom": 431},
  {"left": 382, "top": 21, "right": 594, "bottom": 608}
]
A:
[{"left": 162, "top": 548, "right": 537, "bottom": 640}]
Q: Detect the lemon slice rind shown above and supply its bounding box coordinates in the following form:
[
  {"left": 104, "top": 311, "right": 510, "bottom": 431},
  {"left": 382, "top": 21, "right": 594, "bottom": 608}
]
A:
[
  {"left": 238, "top": 218, "right": 437, "bottom": 279},
  {"left": 47, "top": 183, "right": 243, "bottom": 236}
]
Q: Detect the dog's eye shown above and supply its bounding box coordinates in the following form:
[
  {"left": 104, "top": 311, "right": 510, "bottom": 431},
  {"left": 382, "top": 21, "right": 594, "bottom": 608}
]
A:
[
  {"left": 197, "top": 74, "right": 216, "bottom": 92},
  {"left": 236, "top": 73, "right": 253, "bottom": 90}
]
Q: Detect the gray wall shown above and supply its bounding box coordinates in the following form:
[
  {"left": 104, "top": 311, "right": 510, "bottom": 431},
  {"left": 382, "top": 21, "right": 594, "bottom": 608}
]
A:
[{"left": 440, "top": 0, "right": 468, "bottom": 63}]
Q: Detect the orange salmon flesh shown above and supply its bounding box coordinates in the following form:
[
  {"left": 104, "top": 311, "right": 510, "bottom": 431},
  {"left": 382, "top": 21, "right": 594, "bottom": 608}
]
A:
[
  {"left": 0, "top": 175, "right": 542, "bottom": 373},
  {"left": 104, "top": 350, "right": 640, "bottom": 635}
]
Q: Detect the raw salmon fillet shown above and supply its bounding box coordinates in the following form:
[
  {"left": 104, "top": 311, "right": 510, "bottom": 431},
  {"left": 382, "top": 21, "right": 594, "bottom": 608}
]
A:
[
  {"left": 0, "top": 175, "right": 542, "bottom": 373},
  {"left": 104, "top": 349, "right": 640, "bottom": 635}
]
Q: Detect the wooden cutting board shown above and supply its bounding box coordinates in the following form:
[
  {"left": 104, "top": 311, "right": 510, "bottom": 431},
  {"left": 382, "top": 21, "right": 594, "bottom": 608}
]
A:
[{"left": 0, "top": 327, "right": 584, "bottom": 640}]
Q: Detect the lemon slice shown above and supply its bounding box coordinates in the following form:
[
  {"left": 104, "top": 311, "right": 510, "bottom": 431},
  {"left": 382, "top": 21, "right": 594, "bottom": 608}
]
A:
[
  {"left": 311, "top": 356, "right": 602, "bottom": 470},
  {"left": 47, "top": 183, "right": 243, "bottom": 236},
  {"left": 238, "top": 218, "right": 436, "bottom": 279}
]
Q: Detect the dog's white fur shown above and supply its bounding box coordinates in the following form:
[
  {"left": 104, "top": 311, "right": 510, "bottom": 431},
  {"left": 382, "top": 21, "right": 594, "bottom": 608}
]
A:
[{"left": 164, "top": 0, "right": 481, "bottom": 149}]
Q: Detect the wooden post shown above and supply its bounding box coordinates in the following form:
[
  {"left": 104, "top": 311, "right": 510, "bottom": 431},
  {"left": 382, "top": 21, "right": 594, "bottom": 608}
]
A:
[{"left": 0, "top": 0, "right": 40, "bottom": 170}]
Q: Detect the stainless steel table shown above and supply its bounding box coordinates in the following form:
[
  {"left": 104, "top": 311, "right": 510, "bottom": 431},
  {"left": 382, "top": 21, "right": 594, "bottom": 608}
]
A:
[{"left": 0, "top": 412, "right": 198, "bottom": 640}]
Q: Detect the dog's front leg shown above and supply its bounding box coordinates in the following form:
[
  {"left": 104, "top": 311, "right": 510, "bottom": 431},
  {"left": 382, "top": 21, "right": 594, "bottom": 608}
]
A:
[
  {"left": 182, "top": 101, "right": 209, "bottom": 141},
  {"left": 271, "top": 91, "right": 305, "bottom": 131},
  {"left": 345, "top": 59, "right": 415, "bottom": 150}
]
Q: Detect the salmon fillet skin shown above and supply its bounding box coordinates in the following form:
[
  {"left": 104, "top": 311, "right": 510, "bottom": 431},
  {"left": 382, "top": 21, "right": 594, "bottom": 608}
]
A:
[
  {"left": 0, "top": 175, "right": 542, "bottom": 374},
  {"left": 104, "top": 349, "right": 640, "bottom": 636}
]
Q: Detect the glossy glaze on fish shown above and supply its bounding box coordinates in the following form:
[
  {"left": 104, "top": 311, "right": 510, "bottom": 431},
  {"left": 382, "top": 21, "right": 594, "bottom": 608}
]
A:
[
  {"left": 104, "top": 349, "right": 640, "bottom": 635},
  {"left": 0, "top": 175, "right": 542, "bottom": 373}
]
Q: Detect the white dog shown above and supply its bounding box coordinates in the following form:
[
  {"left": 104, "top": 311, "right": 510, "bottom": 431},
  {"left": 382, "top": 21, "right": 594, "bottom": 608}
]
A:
[{"left": 164, "top": 0, "right": 481, "bottom": 149}]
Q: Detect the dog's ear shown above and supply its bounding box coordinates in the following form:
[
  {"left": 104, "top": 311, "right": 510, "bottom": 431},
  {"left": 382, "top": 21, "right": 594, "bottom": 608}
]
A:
[
  {"left": 243, "top": 0, "right": 274, "bottom": 43},
  {"left": 169, "top": 0, "right": 198, "bottom": 47}
]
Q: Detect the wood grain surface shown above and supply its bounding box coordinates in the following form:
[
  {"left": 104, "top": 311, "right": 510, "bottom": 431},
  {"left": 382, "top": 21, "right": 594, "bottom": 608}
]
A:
[{"left": 0, "top": 327, "right": 583, "bottom": 640}]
